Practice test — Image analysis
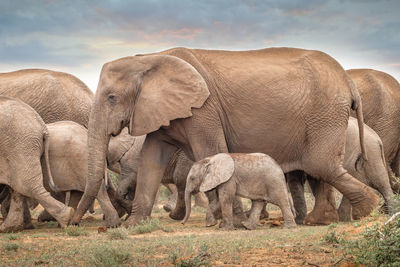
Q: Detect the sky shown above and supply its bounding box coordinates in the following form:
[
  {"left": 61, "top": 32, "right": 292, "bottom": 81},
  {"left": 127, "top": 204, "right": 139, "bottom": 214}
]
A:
[{"left": 0, "top": 0, "right": 399, "bottom": 91}]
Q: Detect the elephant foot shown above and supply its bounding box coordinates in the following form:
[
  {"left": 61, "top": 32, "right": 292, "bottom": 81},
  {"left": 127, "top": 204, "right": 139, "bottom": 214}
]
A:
[
  {"left": 24, "top": 221, "right": 35, "bottom": 230},
  {"left": 103, "top": 214, "right": 121, "bottom": 228},
  {"left": 122, "top": 214, "right": 147, "bottom": 228},
  {"left": 305, "top": 208, "right": 339, "bottom": 225},
  {"left": 295, "top": 215, "right": 305, "bottom": 225},
  {"left": 233, "top": 213, "right": 247, "bottom": 228},
  {"left": 282, "top": 221, "right": 297, "bottom": 229},
  {"left": 351, "top": 188, "right": 379, "bottom": 220},
  {"left": 57, "top": 207, "right": 74, "bottom": 228},
  {"left": 219, "top": 221, "right": 234, "bottom": 230},
  {"left": 205, "top": 211, "right": 218, "bottom": 227},
  {"left": 241, "top": 219, "right": 257, "bottom": 230},
  {"left": 0, "top": 223, "right": 24, "bottom": 233},
  {"left": 163, "top": 203, "right": 173, "bottom": 213},
  {"left": 38, "top": 210, "right": 56, "bottom": 222},
  {"left": 169, "top": 207, "right": 185, "bottom": 221}
]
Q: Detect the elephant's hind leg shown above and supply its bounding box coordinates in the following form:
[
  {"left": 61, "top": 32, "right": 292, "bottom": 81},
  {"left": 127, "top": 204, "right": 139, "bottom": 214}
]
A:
[
  {"left": 0, "top": 190, "right": 25, "bottom": 233},
  {"left": 241, "top": 200, "right": 264, "bottom": 230}
]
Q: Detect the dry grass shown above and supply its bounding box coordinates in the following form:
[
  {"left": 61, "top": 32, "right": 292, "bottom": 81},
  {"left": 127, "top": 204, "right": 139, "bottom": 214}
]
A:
[{"left": 0, "top": 191, "right": 390, "bottom": 266}]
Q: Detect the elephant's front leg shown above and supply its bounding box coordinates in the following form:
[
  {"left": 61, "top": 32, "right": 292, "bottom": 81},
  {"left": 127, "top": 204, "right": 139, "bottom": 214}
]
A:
[
  {"left": 163, "top": 184, "right": 178, "bottom": 213},
  {"left": 124, "top": 133, "right": 178, "bottom": 227},
  {"left": 217, "top": 181, "right": 236, "bottom": 230},
  {"left": 0, "top": 190, "right": 26, "bottom": 233},
  {"left": 169, "top": 186, "right": 186, "bottom": 220},
  {"left": 205, "top": 190, "right": 220, "bottom": 227}
]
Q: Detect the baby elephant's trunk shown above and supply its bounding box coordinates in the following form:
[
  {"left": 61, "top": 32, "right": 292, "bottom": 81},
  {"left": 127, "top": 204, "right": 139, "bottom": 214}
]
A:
[{"left": 181, "top": 190, "right": 192, "bottom": 224}]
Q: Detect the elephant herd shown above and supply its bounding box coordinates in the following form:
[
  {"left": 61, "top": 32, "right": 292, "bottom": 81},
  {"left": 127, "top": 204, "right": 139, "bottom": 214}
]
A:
[{"left": 0, "top": 47, "right": 399, "bottom": 233}]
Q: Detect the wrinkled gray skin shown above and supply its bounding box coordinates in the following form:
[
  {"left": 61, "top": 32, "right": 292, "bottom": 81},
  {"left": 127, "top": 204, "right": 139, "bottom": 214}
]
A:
[
  {"left": 107, "top": 128, "right": 209, "bottom": 221},
  {"left": 289, "top": 118, "right": 395, "bottom": 224},
  {"left": 73, "top": 47, "right": 378, "bottom": 227},
  {"left": 182, "top": 153, "right": 296, "bottom": 230},
  {"left": 0, "top": 96, "right": 73, "bottom": 232}
]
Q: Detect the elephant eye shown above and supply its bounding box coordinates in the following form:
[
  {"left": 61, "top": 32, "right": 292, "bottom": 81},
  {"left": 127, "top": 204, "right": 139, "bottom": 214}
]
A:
[{"left": 108, "top": 95, "right": 116, "bottom": 104}]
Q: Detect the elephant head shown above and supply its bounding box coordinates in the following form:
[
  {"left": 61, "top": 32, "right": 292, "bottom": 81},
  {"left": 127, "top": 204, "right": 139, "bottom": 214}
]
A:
[
  {"left": 182, "top": 153, "right": 234, "bottom": 224},
  {"left": 73, "top": 55, "right": 210, "bottom": 223}
]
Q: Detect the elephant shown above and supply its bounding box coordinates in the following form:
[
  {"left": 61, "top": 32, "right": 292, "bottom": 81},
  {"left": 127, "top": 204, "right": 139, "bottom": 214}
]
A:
[
  {"left": 0, "top": 96, "right": 73, "bottom": 232},
  {"left": 36, "top": 121, "right": 121, "bottom": 227},
  {"left": 0, "top": 69, "right": 93, "bottom": 127},
  {"left": 72, "top": 46, "right": 379, "bottom": 227},
  {"left": 182, "top": 153, "right": 296, "bottom": 230},
  {"left": 289, "top": 117, "right": 395, "bottom": 224},
  {"left": 0, "top": 68, "right": 94, "bottom": 218},
  {"left": 293, "top": 69, "right": 400, "bottom": 224},
  {"left": 107, "top": 128, "right": 208, "bottom": 221}
]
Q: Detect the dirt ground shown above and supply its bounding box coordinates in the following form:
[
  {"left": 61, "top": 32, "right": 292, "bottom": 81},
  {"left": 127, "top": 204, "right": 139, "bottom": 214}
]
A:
[{"left": 0, "top": 192, "right": 384, "bottom": 266}]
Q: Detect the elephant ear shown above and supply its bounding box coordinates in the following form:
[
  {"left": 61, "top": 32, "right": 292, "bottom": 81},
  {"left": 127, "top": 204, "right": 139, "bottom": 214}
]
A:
[
  {"left": 200, "top": 153, "right": 234, "bottom": 192},
  {"left": 129, "top": 55, "right": 210, "bottom": 136}
]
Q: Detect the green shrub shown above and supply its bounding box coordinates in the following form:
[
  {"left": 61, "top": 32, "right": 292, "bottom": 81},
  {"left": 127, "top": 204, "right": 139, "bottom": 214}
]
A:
[
  {"left": 88, "top": 244, "right": 131, "bottom": 267},
  {"left": 322, "top": 231, "right": 341, "bottom": 244},
  {"left": 4, "top": 243, "right": 19, "bottom": 251},
  {"left": 64, "top": 226, "right": 89, "bottom": 236},
  {"left": 346, "top": 214, "right": 400, "bottom": 266},
  {"left": 6, "top": 233, "right": 20, "bottom": 240},
  {"left": 107, "top": 228, "right": 129, "bottom": 240}
]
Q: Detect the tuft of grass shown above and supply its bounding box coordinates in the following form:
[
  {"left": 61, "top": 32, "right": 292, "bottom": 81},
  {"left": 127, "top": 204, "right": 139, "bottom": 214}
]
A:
[
  {"left": 169, "top": 243, "right": 210, "bottom": 267},
  {"left": 64, "top": 226, "right": 89, "bottom": 237},
  {"left": 5, "top": 233, "right": 21, "bottom": 240},
  {"left": 322, "top": 231, "right": 342, "bottom": 244},
  {"left": 107, "top": 228, "right": 129, "bottom": 240},
  {"left": 128, "top": 218, "right": 174, "bottom": 234},
  {"left": 345, "top": 214, "right": 400, "bottom": 266},
  {"left": 88, "top": 244, "right": 131, "bottom": 267},
  {"left": 4, "top": 243, "right": 19, "bottom": 251},
  {"left": 328, "top": 223, "right": 338, "bottom": 230}
]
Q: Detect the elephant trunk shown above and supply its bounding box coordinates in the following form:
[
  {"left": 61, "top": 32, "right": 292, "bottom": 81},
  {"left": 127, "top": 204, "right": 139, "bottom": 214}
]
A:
[
  {"left": 72, "top": 109, "right": 110, "bottom": 224},
  {"left": 181, "top": 189, "right": 192, "bottom": 224}
]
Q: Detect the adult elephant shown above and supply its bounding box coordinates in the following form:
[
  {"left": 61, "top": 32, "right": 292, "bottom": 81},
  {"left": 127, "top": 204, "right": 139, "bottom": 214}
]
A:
[
  {"left": 294, "top": 69, "right": 400, "bottom": 225},
  {"left": 0, "top": 69, "right": 93, "bottom": 127},
  {"left": 72, "top": 47, "right": 379, "bottom": 227}
]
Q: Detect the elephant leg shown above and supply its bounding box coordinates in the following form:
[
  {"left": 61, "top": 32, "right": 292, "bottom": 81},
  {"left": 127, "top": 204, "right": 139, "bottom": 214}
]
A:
[
  {"left": 0, "top": 190, "right": 25, "bottom": 233},
  {"left": 106, "top": 181, "right": 129, "bottom": 218},
  {"left": 287, "top": 171, "right": 307, "bottom": 224},
  {"left": 163, "top": 184, "right": 177, "bottom": 213},
  {"left": 97, "top": 181, "right": 121, "bottom": 227},
  {"left": 22, "top": 198, "right": 34, "bottom": 230},
  {"left": 217, "top": 187, "right": 235, "bottom": 231},
  {"left": 241, "top": 200, "right": 264, "bottom": 230},
  {"left": 205, "top": 190, "right": 221, "bottom": 227},
  {"left": 1, "top": 191, "right": 11, "bottom": 219},
  {"left": 305, "top": 178, "right": 339, "bottom": 225},
  {"left": 338, "top": 196, "right": 352, "bottom": 221},
  {"left": 169, "top": 186, "right": 186, "bottom": 220},
  {"left": 194, "top": 192, "right": 209, "bottom": 208},
  {"left": 14, "top": 168, "right": 73, "bottom": 228},
  {"left": 124, "top": 134, "right": 179, "bottom": 227},
  {"left": 232, "top": 197, "right": 246, "bottom": 228}
]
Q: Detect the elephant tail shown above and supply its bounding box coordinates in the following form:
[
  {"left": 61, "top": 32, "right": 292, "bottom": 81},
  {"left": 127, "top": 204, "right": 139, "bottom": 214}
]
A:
[
  {"left": 43, "top": 132, "right": 59, "bottom": 192},
  {"left": 351, "top": 83, "right": 368, "bottom": 161}
]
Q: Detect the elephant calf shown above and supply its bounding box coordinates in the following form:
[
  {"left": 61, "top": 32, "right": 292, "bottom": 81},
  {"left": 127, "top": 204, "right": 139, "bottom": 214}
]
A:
[
  {"left": 0, "top": 96, "right": 73, "bottom": 232},
  {"left": 37, "top": 121, "right": 122, "bottom": 227},
  {"left": 182, "top": 153, "right": 296, "bottom": 230}
]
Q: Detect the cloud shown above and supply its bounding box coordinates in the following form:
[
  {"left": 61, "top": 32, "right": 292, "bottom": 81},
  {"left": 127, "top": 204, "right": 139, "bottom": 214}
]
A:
[{"left": 0, "top": 0, "right": 399, "bottom": 90}]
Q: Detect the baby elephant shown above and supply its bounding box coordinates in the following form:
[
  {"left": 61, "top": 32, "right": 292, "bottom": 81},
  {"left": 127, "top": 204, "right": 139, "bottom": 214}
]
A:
[{"left": 182, "top": 153, "right": 296, "bottom": 230}]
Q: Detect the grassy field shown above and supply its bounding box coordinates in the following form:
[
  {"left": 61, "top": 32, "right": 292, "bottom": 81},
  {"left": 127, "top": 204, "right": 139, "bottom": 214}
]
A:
[{"left": 0, "top": 191, "right": 390, "bottom": 267}]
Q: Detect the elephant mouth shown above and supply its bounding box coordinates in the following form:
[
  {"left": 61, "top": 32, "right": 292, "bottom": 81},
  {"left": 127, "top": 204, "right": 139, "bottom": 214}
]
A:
[{"left": 111, "top": 120, "right": 127, "bottom": 137}]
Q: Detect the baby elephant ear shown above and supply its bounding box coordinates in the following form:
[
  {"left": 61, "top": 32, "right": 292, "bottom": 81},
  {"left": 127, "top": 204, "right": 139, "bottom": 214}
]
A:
[{"left": 200, "top": 153, "right": 234, "bottom": 192}]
